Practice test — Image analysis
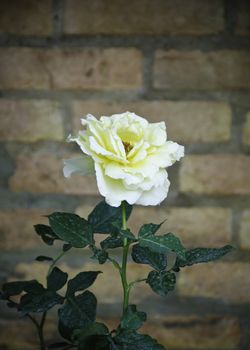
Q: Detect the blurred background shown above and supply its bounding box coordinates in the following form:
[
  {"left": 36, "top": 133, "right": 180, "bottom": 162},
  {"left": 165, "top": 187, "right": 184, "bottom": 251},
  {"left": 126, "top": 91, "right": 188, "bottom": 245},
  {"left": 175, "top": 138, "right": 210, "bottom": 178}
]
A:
[{"left": 0, "top": 0, "right": 250, "bottom": 349}]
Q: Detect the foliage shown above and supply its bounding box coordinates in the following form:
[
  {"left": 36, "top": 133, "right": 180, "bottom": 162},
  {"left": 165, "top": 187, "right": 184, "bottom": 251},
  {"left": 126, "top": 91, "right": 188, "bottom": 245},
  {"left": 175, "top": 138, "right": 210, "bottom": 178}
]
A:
[{"left": 0, "top": 200, "right": 234, "bottom": 350}]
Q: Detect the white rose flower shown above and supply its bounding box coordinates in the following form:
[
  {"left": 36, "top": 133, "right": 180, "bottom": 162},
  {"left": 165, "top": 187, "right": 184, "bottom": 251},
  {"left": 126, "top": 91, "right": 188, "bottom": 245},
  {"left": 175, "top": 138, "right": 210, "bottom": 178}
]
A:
[{"left": 63, "top": 112, "right": 184, "bottom": 207}]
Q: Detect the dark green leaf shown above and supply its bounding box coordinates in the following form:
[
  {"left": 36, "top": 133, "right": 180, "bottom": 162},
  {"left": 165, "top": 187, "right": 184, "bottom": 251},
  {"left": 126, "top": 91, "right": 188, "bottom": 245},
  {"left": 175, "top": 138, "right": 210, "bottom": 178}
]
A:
[
  {"left": 121, "top": 305, "right": 147, "bottom": 330},
  {"left": 113, "top": 329, "right": 165, "bottom": 350},
  {"left": 35, "top": 256, "right": 53, "bottom": 262},
  {"left": 175, "top": 245, "right": 234, "bottom": 268},
  {"left": 90, "top": 246, "right": 109, "bottom": 264},
  {"left": 66, "top": 271, "right": 102, "bottom": 297},
  {"left": 88, "top": 200, "right": 132, "bottom": 234},
  {"left": 63, "top": 243, "right": 72, "bottom": 252},
  {"left": 101, "top": 236, "right": 123, "bottom": 250},
  {"left": 147, "top": 270, "right": 176, "bottom": 296},
  {"left": 120, "top": 229, "right": 137, "bottom": 241},
  {"left": 74, "top": 322, "right": 110, "bottom": 349},
  {"left": 131, "top": 244, "right": 167, "bottom": 271},
  {"left": 48, "top": 212, "right": 93, "bottom": 248},
  {"left": 138, "top": 222, "right": 163, "bottom": 238},
  {"left": 47, "top": 267, "right": 68, "bottom": 291},
  {"left": 23, "top": 280, "right": 45, "bottom": 294},
  {"left": 34, "top": 224, "right": 59, "bottom": 245},
  {"left": 2, "top": 281, "right": 32, "bottom": 296},
  {"left": 58, "top": 290, "right": 97, "bottom": 331},
  {"left": 139, "top": 232, "right": 186, "bottom": 260},
  {"left": 20, "top": 289, "right": 64, "bottom": 313}
]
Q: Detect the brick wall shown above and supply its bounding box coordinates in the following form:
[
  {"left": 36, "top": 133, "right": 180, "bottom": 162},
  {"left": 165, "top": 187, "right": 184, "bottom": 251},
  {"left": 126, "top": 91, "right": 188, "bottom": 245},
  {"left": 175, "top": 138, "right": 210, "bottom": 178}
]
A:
[{"left": 0, "top": 1, "right": 250, "bottom": 349}]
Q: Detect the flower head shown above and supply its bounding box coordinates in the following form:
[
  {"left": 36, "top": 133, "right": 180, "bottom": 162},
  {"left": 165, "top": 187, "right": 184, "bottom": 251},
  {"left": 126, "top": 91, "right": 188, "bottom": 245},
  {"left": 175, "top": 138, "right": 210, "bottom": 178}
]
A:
[{"left": 64, "top": 112, "right": 184, "bottom": 207}]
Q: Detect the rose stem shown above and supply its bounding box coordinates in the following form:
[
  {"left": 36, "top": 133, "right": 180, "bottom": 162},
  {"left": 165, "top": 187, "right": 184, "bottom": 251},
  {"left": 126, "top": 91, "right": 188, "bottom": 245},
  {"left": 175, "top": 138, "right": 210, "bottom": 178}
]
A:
[{"left": 120, "top": 201, "right": 130, "bottom": 316}]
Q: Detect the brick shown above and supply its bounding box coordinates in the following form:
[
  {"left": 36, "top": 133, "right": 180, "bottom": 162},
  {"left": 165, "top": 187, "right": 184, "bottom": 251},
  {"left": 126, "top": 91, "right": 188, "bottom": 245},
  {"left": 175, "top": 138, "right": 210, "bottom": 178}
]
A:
[
  {"left": 9, "top": 150, "right": 99, "bottom": 195},
  {"left": 0, "top": 99, "right": 64, "bottom": 142},
  {"left": 0, "top": 209, "right": 50, "bottom": 250},
  {"left": 142, "top": 316, "right": 240, "bottom": 350},
  {"left": 63, "top": 0, "right": 224, "bottom": 36},
  {"left": 178, "top": 262, "right": 250, "bottom": 303},
  {"left": 236, "top": 0, "right": 250, "bottom": 35},
  {"left": 0, "top": 0, "right": 52, "bottom": 36},
  {"left": 0, "top": 48, "right": 142, "bottom": 90},
  {"left": 154, "top": 50, "right": 250, "bottom": 90},
  {"left": 129, "top": 207, "right": 232, "bottom": 248},
  {"left": 180, "top": 154, "right": 250, "bottom": 195},
  {"left": 72, "top": 100, "right": 231, "bottom": 143},
  {"left": 243, "top": 111, "right": 250, "bottom": 145},
  {"left": 239, "top": 210, "right": 250, "bottom": 250}
]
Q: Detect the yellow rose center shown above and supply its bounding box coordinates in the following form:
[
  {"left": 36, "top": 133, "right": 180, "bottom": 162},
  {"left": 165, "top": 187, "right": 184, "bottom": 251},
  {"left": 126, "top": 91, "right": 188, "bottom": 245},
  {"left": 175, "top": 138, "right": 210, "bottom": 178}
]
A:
[{"left": 123, "top": 141, "right": 133, "bottom": 154}]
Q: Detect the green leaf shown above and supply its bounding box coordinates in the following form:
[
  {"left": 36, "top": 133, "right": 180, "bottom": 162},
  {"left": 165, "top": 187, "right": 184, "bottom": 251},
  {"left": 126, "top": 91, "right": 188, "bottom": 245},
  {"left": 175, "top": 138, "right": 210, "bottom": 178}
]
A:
[
  {"left": 131, "top": 244, "right": 167, "bottom": 271},
  {"left": 48, "top": 212, "right": 93, "bottom": 248},
  {"left": 90, "top": 246, "right": 109, "bottom": 264},
  {"left": 100, "top": 236, "right": 123, "bottom": 250},
  {"left": 63, "top": 243, "right": 72, "bottom": 252},
  {"left": 113, "top": 329, "right": 165, "bottom": 350},
  {"left": 175, "top": 245, "right": 234, "bottom": 268},
  {"left": 20, "top": 289, "right": 64, "bottom": 313},
  {"left": 138, "top": 222, "right": 163, "bottom": 238},
  {"left": 66, "top": 271, "right": 102, "bottom": 297},
  {"left": 35, "top": 256, "right": 54, "bottom": 262},
  {"left": 47, "top": 267, "right": 68, "bottom": 291},
  {"left": 74, "top": 322, "right": 110, "bottom": 349},
  {"left": 34, "top": 224, "right": 59, "bottom": 245},
  {"left": 120, "top": 229, "right": 137, "bottom": 241},
  {"left": 58, "top": 290, "right": 97, "bottom": 332},
  {"left": 121, "top": 305, "right": 147, "bottom": 330},
  {"left": 147, "top": 270, "right": 176, "bottom": 296},
  {"left": 2, "top": 281, "right": 36, "bottom": 297},
  {"left": 139, "top": 232, "right": 186, "bottom": 260},
  {"left": 88, "top": 200, "right": 132, "bottom": 234},
  {"left": 23, "top": 280, "right": 45, "bottom": 294}
]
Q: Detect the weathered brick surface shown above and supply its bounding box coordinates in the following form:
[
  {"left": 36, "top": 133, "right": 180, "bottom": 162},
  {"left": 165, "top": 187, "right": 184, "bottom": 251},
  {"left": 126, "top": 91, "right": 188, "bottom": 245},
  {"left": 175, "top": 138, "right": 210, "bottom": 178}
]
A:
[
  {"left": 243, "top": 111, "right": 250, "bottom": 145},
  {"left": 72, "top": 100, "right": 231, "bottom": 143},
  {"left": 64, "top": 0, "right": 224, "bottom": 36},
  {"left": 0, "top": 99, "right": 64, "bottom": 142},
  {"left": 130, "top": 207, "right": 231, "bottom": 247},
  {"left": 239, "top": 210, "right": 250, "bottom": 250},
  {"left": 236, "top": 0, "right": 250, "bottom": 35},
  {"left": 154, "top": 50, "right": 250, "bottom": 90},
  {"left": 141, "top": 316, "right": 240, "bottom": 350},
  {"left": 0, "top": 209, "right": 50, "bottom": 250},
  {"left": 9, "top": 150, "right": 99, "bottom": 195},
  {"left": 0, "top": 48, "right": 142, "bottom": 90},
  {"left": 180, "top": 155, "right": 250, "bottom": 194},
  {"left": 0, "top": 0, "right": 52, "bottom": 36},
  {"left": 178, "top": 262, "right": 250, "bottom": 303}
]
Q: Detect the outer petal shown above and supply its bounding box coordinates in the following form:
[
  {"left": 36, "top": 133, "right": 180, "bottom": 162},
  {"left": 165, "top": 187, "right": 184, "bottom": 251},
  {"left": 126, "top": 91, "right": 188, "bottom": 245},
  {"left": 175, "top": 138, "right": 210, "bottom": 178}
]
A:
[
  {"left": 63, "top": 156, "right": 95, "bottom": 178},
  {"left": 136, "top": 177, "right": 170, "bottom": 206},
  {"left": 95, "top": 163, "right": 142, "bottom": 207},
  {"left": 137, "top": 169, "right": 167, "bottom": 191},
  {"left": 149, "top": 141, "right": 184, "bottom": 168}
]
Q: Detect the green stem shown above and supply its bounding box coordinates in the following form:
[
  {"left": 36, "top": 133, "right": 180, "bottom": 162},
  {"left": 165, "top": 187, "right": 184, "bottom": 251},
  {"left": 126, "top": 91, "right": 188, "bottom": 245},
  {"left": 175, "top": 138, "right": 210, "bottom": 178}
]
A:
[
  {"left": 46, "top": 250, "right": 66, "bottom": 279},
  {"left": 27, "top": 313, "right": 47, "bottom": 350},
  {"left": 120, "top": 201, "right": 130, "bottom": 316}
]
